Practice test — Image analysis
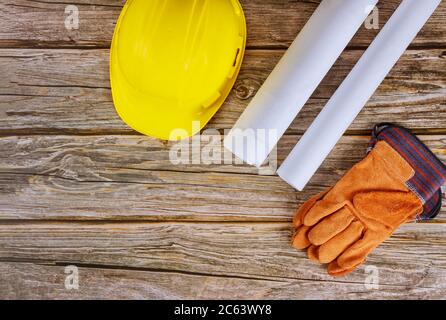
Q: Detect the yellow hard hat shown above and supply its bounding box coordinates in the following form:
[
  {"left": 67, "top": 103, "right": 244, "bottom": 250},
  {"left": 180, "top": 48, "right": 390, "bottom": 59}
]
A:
[{"left": 110, "top": 0, "right": 246, "bottom": 141}]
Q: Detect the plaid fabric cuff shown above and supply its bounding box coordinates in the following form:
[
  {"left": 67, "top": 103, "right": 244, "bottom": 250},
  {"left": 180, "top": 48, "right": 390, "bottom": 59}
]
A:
[
  {"left": 423, "top": 189, "right": 443, "bottom": 220},
  {"left": 368, "top": 123, "right": 446, "bottom": 221}
]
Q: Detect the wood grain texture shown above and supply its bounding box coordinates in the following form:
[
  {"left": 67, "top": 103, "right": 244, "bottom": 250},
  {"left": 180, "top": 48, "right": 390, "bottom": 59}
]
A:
[
  {"left": 0, "top": 49, "right": 445, "bottom": 135},
  {"left": 2, "top": 261, "right": 444, "bottom": 300},
  {"left": 1, "top": 0, "right": 445, "bottom": 49},
  {"left": 1, "top": 134, "right": 445, "bottom": 221},
  {"left": 1, "top": 0, "right": 446, "bottom": 300},
  {"left": 0, "top": 222, "right": 445, "bottom": 299}
]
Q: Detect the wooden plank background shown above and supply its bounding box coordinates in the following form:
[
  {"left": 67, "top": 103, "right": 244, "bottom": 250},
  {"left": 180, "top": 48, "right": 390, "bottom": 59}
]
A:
[{"left": 0, "top": 0, "right": 445, "bottom": 299}]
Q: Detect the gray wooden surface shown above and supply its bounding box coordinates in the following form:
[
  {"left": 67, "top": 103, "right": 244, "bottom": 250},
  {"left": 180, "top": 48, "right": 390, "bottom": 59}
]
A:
[{"left": 0, "top": 0, "right": 445, "bottom": 299}]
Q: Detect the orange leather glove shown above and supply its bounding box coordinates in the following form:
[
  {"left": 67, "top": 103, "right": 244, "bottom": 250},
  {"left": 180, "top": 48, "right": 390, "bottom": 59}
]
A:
[{"left": 292, "top": 124, "right": 446, "bottom": 276}]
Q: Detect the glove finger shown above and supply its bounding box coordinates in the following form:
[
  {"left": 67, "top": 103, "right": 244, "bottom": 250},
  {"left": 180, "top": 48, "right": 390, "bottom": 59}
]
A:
[
  {"left": 327, "top": 260, "right": 362, "bottom": 277},
  {"left": 336, "top": 230, "right": 382, "bottom": 270},
  {"left": 307, "top": 245, "right": 320, "bottom": 263},
  {"left": 303, "top": 199, "right": 346, "bottom": 227},
  {"left": 307, "top": 206, "right": 355, "bottom": 246},
  {"left": 294, "top": 189, "right": 330, "bottom": 228},
  {"left": 291, "top": 225, "right": 312, "bottom": 249},
  {"left": 318, "top": 221, "right": 364, "bottom": 264}
]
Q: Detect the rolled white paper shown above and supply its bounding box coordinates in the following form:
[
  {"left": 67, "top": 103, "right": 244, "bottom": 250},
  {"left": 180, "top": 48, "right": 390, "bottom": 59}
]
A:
[
  {"left": 278, "top": 0, "right": 442, "bottom": 191},
  {"left": 224, "top": 0, "right": 378, "bottom": 167}
]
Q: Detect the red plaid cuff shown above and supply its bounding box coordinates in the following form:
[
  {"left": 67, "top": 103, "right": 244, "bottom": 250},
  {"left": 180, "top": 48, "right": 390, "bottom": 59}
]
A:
[{"left": 368, "top": 123, "right": 446, "bottom": 221}]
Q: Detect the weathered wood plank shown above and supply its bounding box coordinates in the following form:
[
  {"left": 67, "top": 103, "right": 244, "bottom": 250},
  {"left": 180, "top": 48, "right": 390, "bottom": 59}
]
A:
[
  {"left": 1, "top": 0, "right": 445, "bottom": 49},
  {"left": 0, "top": 222, "right": 445, "bottom": 299},
  {"left": 0, "top": 49, "right": 445, "bottom": 135},
  {"left": 2, "top": 261, "right": 444, "bottom": 300},
  {"left": 1, "top": 134, "right": 445, "bottom": 221}
]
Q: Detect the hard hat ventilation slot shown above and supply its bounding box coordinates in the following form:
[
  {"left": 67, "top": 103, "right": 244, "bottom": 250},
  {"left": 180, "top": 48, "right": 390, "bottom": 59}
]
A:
[{"left": 233, "top": 48, "right": 241, "bottom": 67}]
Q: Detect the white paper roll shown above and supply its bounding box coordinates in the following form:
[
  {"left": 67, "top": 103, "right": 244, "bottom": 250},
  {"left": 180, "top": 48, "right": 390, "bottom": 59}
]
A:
[
  {"left": 224, "top": 0, "right": 378, "bottom": 167},
  {"left": 278, "top": 0, "right": 442, "bottom": 191}
]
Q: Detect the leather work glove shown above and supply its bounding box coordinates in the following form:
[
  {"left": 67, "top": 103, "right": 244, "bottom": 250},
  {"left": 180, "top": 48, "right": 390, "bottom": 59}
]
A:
[{"left": 292, "top": 124, "right": 446, "bottom": 276}]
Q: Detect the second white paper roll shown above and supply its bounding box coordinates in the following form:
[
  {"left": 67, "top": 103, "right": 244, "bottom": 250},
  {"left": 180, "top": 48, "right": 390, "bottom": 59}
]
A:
[{"left": 224, "top": 0, "right": 378, "bottom": 167}]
